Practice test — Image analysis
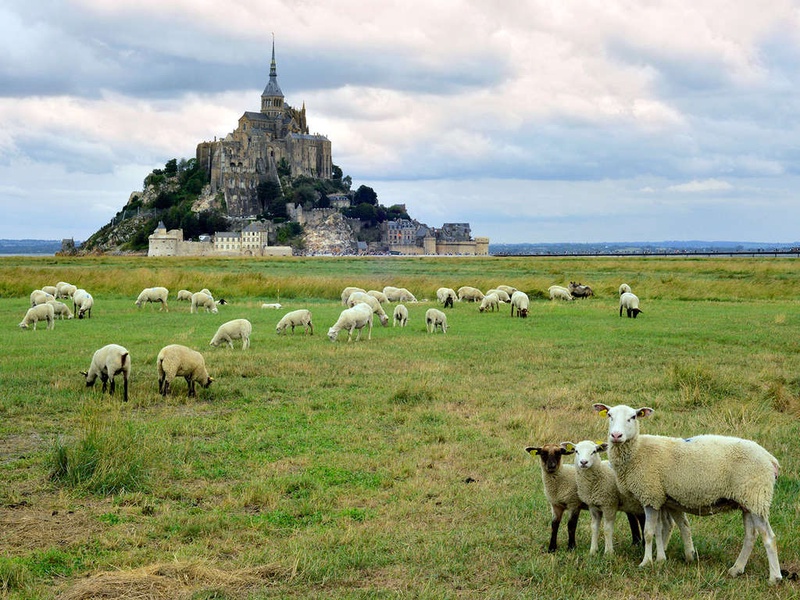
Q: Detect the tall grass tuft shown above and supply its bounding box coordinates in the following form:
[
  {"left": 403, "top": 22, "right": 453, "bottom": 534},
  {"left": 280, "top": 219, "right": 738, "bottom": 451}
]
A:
[{"left": 0, "top": 557, "right": 29, "bottom": 594}]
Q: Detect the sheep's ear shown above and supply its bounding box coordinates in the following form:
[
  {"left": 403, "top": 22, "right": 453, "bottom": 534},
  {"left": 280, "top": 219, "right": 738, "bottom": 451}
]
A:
[
  {"left": 80, "top": 371, "right": 88, "bottom": 377},
  {"left": 596, "top": 442, "right": 609, "bottom": 452},
  {"left": 560, "top": 442, "right": 576, "bottom": 455},
  {"left": 636, "top": 407, "right": 654, "bottom": 419},
  {"left": 525, "top": 446, "right": 541, "bottom": 455},
  {"left": 593, "top": 403, "right": 610, "bottom": 417}
]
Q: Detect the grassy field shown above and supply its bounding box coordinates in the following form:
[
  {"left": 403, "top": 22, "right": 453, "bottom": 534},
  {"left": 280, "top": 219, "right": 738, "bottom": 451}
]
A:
[{"left": 0, "top": 255, "right": 798, "bottom": 599}]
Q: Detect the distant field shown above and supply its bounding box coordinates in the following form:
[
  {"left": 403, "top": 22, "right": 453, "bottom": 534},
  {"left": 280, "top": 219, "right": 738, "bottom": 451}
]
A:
[{"left": 1, "top": 255, "right": 798, "bottom": 599}]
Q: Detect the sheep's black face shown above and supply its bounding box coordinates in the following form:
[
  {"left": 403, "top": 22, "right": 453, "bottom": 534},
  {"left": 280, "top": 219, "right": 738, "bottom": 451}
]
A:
[{"left": 526, "top": 445, "right": 565, "bottom": 474}]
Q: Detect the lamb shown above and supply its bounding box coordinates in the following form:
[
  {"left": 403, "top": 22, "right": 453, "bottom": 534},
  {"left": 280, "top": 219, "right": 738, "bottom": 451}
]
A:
[
  {"left": 47, "top": 299, "right": 74, "bottom": 319},
  {"left": 457, "top": 286, "right": 484, "bottom": 302},
  {"left": 176, "top": 289, "right": 193, "bottom": 302},
  {"left": 593, "top": 403, "right": 782, "bottom": 583},
  {"left": 569, "top": 281, "right": 594, "bottom": 298},
  {"left": 479, "top": 292, "right": 500, "bottom": 313},
  {"left": 276, "top": 309, "right": 314, "bottom": 335},
  {"left": 525, "top": 444, "right": 586, "bottom": 552},
  {"left": 209, "top": 318, "right": 252, "bottom": 349},
  {"left": 81, "top": 344, "right": 131, "bottom": 402},
  {"left": 548, "top": 285, "right": 573, "bottom": 301},
  {"left": 191, "top": 291, "right": 218, "bottom": 314},
  {"left": 41, "top": 285, "right": 58, "bottom": 296},
  {"left": 56, "top": 282, "right": 77, "bottom": 299},
  {"left": 393, "top": 304, "right": 408, "bottom": 327},
  {"left": 135, "top": 287, "right": 170, "bottom": 311},
  {"left": 18, "top": 303, "right": 55, "bottom": 330},
  {"left": 73, "top": 289, "right": 93, "bottom": 319},
  {"left": 30, "top": 289, "right": 55, "bottom": 306},
  {"left": 510, "top": 290, "right": 529, "bottom": 318},
  {"left": 436, "top": 287, "right": 458, "bottom": 306},
  {"left": 367, "top": 290, "right": 389, "bottom": 304},
  {"left": 347, "top": 291, "right": 389, "bottom": 326},
  {"left": 157, "top": 344, "right": 213, "bottom": 397},
  {"left": 425, "top": 308, "right": 448, "bottom": 333},
  {"left": 341, "top": 286, "right": 366, "bottom": 305},
  {"left": 485, "top": 288, "right": 511, "bottom": 303},
  {"left": 619, "top": 283, "right": 632, "bottom": 296},
  {"left": 328, "top": 302, "right": 374, "bottom": 342},
  {"left": 619, "top": 292, "right": 642, "bottom": 318},
  {"left": 261, "top": 302, "right": 282, "bottom": 309}
]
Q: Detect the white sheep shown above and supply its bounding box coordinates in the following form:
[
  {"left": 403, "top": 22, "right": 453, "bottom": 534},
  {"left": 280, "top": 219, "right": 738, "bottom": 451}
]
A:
[
  {"left": 510, "top": 290, "right": 529, "bottom": 318},
  {"left": 47, "top": 299, "right": 74, "bottom": 319},
  {"left": 593, "top": 403, "right": 782, "bottom": 583},
  {"left": 457, "top": 286, "right": 484, "bottom": 302},
  {"left": 210, "top": 318, "right": 252, "bottom": 349},
  {"left": 485, "top": 288, "right": 511, "bottom": 303},
  {"left": 73, "top": 290, "right": 94, "bottom": 319},
  {"left": 81, "top": 344, "right": 131, "bottom": 402},
  {"left": 367, "top": 290, "right": 389, "bottom": 304},
  {"left": 341, "top": 286, "right": 366, "bottom": 305},
  {"left": 19, "top": 303, "right": 55, "bottom": 330},
  {"left": 425, "top": 308, "right": 448, "bottom": 333},
  {"left": 327, "top": 302, "right": 374, "bottom": 342},
  {"left": 41, "top": 285, "right": 58, "bottom": 297},
  {"left": 479, "top": 292, "right": 500, "bottom": 313},
  {"left": 276, "top": 309, "right": 314, "bottom": 335},
  {"left": 261, "top": 302, "right": 282, "bottom": 309},
  {"left": 619, "top": 292, "right": 642, "bottom": 318},
  {"left": 135, "top": 287, "right": 170, "bottom": 311},
  {"left": 157, "top": 344, "right": 214, "bottom": 397},
  {"left": 436, "top": 287, "right": 458, "bottom": 306},
  {"left": 525, "top": 444, "right": 586, "bottom": 552},
  {"left": 384, "top": 286, "right": 417, "bottom": 302},
  {"left": 30, "top": 289, "right": 55, "bottom": 306},
  {"left": 347, "top": 291, "right": 389, "bottom": 326},
  {"left": 496, "top": 284, "right": 517, "bottom": 297},
  {"left": 548, "top": 285, "right": 574, "bottom": 301},
  {"left": 176, "top": 289, "right": 193, "bottom": 302},
  {"left": 55, "top": 282, "right": 77, "bottom": 299},
  {"left": 191, "top": 291, "right": 218, "bottom": 314},
  {"left": 619, "top": 283, "right": 632, "bottom": 296},
  {"left": 393, "top": 304, "right": 408, "bottom": 327}
]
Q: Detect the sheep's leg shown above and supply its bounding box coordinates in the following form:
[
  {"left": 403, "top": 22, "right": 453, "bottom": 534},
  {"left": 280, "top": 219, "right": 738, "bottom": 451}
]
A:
[
  {"left": 566, "top": 508, "right": 580, "bottom": 550},
  {"left": 602, "top": 508, "right": 616, "bottom": 555},
  {"left": 243, "top": 336, "right": 250, "bottom": 350},
  {"left": 101, "top": 374, "right": 109, "bottom": 393},
  {"left": 751, "top": 514, "right": 781, "bottom": 584},
  {"left": 123, "top": 375, "right": 129, "bottom": 402},
  {"left": 626, "top": 512, "right": 643, "bottom": 546},
  {"left": 640, "top": 506, "right": 659, "bottom": 567},
  {"left": 588, "top": 507, "right": 601, "bottom": 555},
  {"left": 109, "top": 377, "right": 116, "bottom": 396},
  {"left": 671, "top": 510, "right": 696, "bottom": 562},
  {"left": 187, "top": 377, "right": 195, "bottom": 397},
  {"left": 367, "top": 321, "right": 372, "bottom": 340},
  {"left": 548, "top": 505, "right": 564, "bottom": 552},
  {"left": 652, "top": 507, "right": 668, "bottom": 562}
]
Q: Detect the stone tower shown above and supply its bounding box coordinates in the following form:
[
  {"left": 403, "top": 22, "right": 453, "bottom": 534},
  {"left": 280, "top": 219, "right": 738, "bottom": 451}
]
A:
[{"left": 196, "top": 38, "right": 332, "bottom": 218}]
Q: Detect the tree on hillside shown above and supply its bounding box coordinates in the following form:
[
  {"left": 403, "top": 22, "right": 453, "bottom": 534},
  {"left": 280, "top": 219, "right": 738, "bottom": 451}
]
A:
[{"left": 353, "top": 185, "right": 378, "bottom": 206}]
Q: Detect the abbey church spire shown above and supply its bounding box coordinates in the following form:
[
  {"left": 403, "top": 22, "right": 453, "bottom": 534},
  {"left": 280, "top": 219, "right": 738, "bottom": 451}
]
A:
[{"left": 261, "top": 35, "right": 284, "bottom": 117}]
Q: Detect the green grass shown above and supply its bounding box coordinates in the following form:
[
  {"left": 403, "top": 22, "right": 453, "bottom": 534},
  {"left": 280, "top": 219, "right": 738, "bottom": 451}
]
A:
[{"left": 0, "top": 255, "right": 799, "bottom": 598}]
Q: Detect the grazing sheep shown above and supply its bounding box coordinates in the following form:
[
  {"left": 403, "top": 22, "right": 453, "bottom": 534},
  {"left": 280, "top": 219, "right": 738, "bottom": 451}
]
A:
[
  {"left": 47, "top": 299, "right": 73, "bottom": 320},
  {"left": 328, "top": 302, "right": 374, "bottom": 342},
  {"left": 81, "top": 344, "right": 131, "bottom": 402},
  {"left": 393, "top": 304, "right": 408, "bottom": 327},
  {"left": 30, "top": 289, "right": 55, "bottom": 306},
  {"left": 384, "top": 286, "right": 417, "bottom": 302},
  {"left": 18, "top": 303, "right": 55, "bottom": 330},
  {"left": 157, "top": 344, "right": 213, "bottom": 397},
  {"left": 210, "top": 318, "right": 252, "bottom": 349},
  {"left": 593, "top": 403, "right": 782, "bottom": 583},
  {"left": 56, "top": 282, "right": 77, "bottom": 299},
  {"left": 436, "top": 287, "right": 458, "bottom": 306},
  {"left": 191, "top": 291, "right": 218, "bottom": 314},
  {"left": 41, "top": 285, "right": 58, "bottom": 296},
  {"left": 619, "top": 292, "right": 642, "bottom": 318},
  {"left": 73, "top": 289, "right": 93, "bottom": 319},
  {"left": 485, "top": 288, "right": 511, "bottom": 303},
  {"left": 347, "top": 292, "right": 389, "bottom": 326},
  {"left": 510, "top": 291, "right": 529, "bottom": 318},
  {"left": 425, "top": 308, "right": 448, "bottom": 333},
  {"left": 367, "top": 290, "right": 389, "bottom": 304},
  {"left": 135, "top": 286, "right": 170, "bottom": 311},
  {"left": 548, "top": 285, "right": 574, "bottom": 301},
  {"left": 525, "top": 444, "right": 586, "bottom": 552},
  {"left": 479, "top": 292, "right": 500, "bottom": 313},
  {"left": 457, "top": 286, "right": 484, "bottom": 302},
  {"left": 261, "top": 302, "right": 282, "bottom": 309},
  {"left": 276, "top": 309, "right": 314, "bottom": 335},
  {"left": 619, "top": 283, "right": 632, "bottom": 296},
  {"left": 176, "top": 289, "right": 193, "bottom": 302},
  {"left": 341, "top": 286, "right": 366, "bottom": 305},
  {"left": 569, "top": 281, "right": 594, "bottom": 298},
  {"left": 495, "top": 284, "right": 517, "bottom": 297}
]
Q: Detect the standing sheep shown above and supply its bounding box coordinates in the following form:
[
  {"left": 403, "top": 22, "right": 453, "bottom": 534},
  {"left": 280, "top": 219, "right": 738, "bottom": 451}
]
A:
[
  {"left": 619, "top": 283, "right": 632, "bottom": 296},
  {"left": 81, "top": 344, "right": 131, "bottom": 402},
  {"left": 47, "top": 299, "right": 74, "bottom": 319},
  {"left": 457, "top": 286, "right": 484, "bottom": 302},
  {"left": 525, "top": 444, "right": 586, "bottom": 552},
  {"left": 157, "top": 344, "right": 214, "bottom": 397},
  {"left": 367, "top": 290, "right": 389, "bottom": 304},
  {"left": 393, "top": 304, "right": 408, "bottom": 327},
  {"left": 619, "top": 292, "right": 642, "bottom": 318},
  {"left": 41, "top": 285, "right": 58, "bottom": 297},
  {"left": 485, "top": 288, "right": 511, "bottom": 303},
  {"left": 436, "top": 287, "right": 458, "bottom": 306},
  {"left": 56, "top": 282, "right": 77, "bottom": 299},
  {"left": 176, "top": 289, "right": 193, "bottom": 301},
  {"left": 510, "top": 291, "right": 529, "bottom": 318},
  {"left": 347, "top": 292, "right": 389, "bottom": 326},
  {"left": 479, "top": 292, "right": 500, "bottom": 313},
  {"left": 19, "top": 303, "right": 55, "bottom": 330},
  {"left": 548, "top": 285, "right": 574, "bottom": 301},
  {"left": 210, "top": 318, "right": 252, "bottom": 349},
  {"left": 328, "top": 303, "right": 374, "bottom": 342},
  {"left": 495, "top": 285, "right": 517, "bottom": 297},
  {"left": 276, "top": 309, "right": 314, "bottom": 335},
  {"left": 425, "top": 308, "right": 448, "bottom": 333},
  {"left": 30, "top": 289, "right": 55, "bottom": 306},
  {"left": 73, "top": 289, "right": 93, "bottom": 318},
  {"left": 341, "top": 286, "right": 366, "bottom": 305},
  {"left": 191, "top": 291, "right": 218, "bottom": 314},
  {"left": 593, "top": 403, "right": 782, "bottom": 583},
  {"left": 135, "top": 287, "right": 170, "bottom": 311}
]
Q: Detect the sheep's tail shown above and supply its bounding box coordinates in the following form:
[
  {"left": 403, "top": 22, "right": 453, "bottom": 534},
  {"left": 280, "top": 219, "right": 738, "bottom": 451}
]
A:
[{"left": 121, "top": 352, "right": 129, "bottom": 367}]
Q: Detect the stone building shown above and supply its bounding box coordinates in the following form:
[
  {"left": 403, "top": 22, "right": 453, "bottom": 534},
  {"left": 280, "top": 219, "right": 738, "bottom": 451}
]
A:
[{"left": 196, "top": 39, "right": 332, "bottom": 218}]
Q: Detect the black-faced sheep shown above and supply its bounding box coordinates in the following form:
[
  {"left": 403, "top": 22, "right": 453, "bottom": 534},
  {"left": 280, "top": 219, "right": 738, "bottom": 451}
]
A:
[
  {"left": 425, "top": 308, "right": 448, "bottom": 333},
  {"left": 393, "top": 304, "right": 408, "bottom": 327},
  {"left": 510, "top": 291, "right": 529, "bottom": 318},
  {"left": 619, "top": 292, "right": 642, "bottom": 318},
  {"left": 157, "top": 344, "right": 214, "bottom": 397},
  {"left": 82, "top": 344, "right": 131, "bottom": 402}
]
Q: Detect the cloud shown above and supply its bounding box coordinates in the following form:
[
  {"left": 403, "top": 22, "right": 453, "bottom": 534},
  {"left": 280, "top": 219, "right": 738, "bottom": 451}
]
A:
[{"left": 667, "top": 179, "right": 734, "bottom": 193}]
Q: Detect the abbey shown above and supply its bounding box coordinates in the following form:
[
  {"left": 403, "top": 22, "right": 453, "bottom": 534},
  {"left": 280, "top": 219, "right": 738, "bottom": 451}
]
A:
[{"left": 196, "top": 41, "right": 332, "bottom": 218}]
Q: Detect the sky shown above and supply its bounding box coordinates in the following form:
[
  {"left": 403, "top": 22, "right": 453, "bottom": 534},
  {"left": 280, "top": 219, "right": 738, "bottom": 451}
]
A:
[{"left": 2, "top": 0, "right": 800, "bottom": 244}]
